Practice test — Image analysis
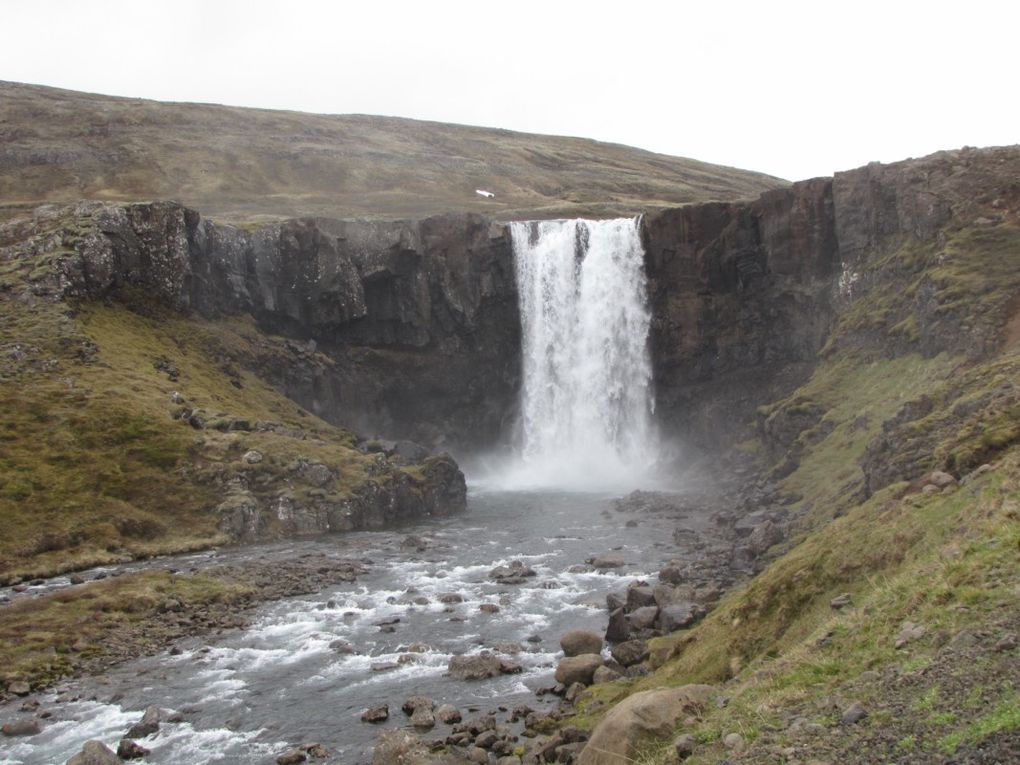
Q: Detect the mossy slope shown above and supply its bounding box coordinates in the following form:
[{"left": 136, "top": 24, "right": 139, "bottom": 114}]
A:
[{"left": 0, "top": 208, "right": 459, "bottom": 583}]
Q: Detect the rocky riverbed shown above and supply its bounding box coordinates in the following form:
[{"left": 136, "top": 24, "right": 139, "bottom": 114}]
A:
[{"left": 0, "top": 479, "right": 791, "bottom": 765}]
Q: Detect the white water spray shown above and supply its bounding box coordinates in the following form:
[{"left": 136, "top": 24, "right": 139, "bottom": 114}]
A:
[{"left": 494, "top": 217, "right": 658, "bottom": 491}]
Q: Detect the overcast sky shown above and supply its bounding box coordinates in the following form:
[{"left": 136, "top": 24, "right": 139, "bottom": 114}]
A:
[{"left": 3, "top": 0, "right": 1017, "bottom": 181}]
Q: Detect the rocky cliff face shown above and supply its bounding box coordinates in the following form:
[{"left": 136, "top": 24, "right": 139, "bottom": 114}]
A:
[
  {"left": 59, "top": 204, "right": 521, "bottom": 450},
  {"left": 52, "top": 145, "right": 1020, "bottom": 462},
  {"left": 644, "top": 145, "right": 1020, "bottom": 453}
]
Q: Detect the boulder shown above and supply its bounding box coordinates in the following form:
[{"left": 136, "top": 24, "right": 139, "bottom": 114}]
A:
[
  {"left": 361, "top": 705, "right": 389, "bottom": 723},
  {"left": 402, "top": 696, "right": 435, "bottom": 715},
  {"left": 576, "top": 686, "right": 713, "bottom": 765},
  {"left": 116, "top": 740, "right": 149, "bottom": 760},
  {"left": 592, "top": 665, "right": 622, "bottom": 684},
  {"left": 448, "top": 653, "right": 503, "bottom": 680},
  {"left": 658, "top": 603, "right": 699, "bottom": 632},
  {"left": 626, "top": 606, "right": 659, "bottom": 630},
  {"left": 410, "top": 706, "right": 436, "bottom": 729},
  {"left": 276, "top": 750, "right": 306, "bottom": 765},
  {"left": 554, "top": 654, "right": 604, "bottom": 686},
  {"left": 625, "top": 586, "right": 656, "bottom": 611},
  {"left": 373, "top": 730, "right": 431, "bottom": 765},
  {"left": 658, "top": 560, "right": 685, "bottom": 584},
  {"left": 747, "top": 520, "right": 783, "bottom": 557},
  {"left": 605, "top": 608, "right": 630, "bottom": 643},
  {"left": 606, "top": 591, "right": 626, "bottom": 611},
  {"left": 489, "top": 560, "right": 537, "bottom": 584},
  {"left": 560, "top": 630, "right": 603, "bottom": 657},
  {"left": 66, "top": 740, "right": 123, "bottom": 765},
  {"left": 125, "top": 705, "right": 161, "bottom": 739},
  {"left": 7, "top": 681, "right": 30, "bottom": 696},
  {"left": 436, "top": 704, "right": 462, "bottom": 724},
  {"left": 329, "top": 639, "right": 358, "bottom": 654},
  {"left": 2, "top": 719, "right": 41, "bottom": 737},
  {"left": 610, "top": 639, "right": 649, "bottom": 667},
  {"left": 591, "top": 555, "right": 625, "bottom": 570}
]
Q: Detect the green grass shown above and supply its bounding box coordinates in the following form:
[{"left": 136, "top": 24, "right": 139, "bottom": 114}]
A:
[
  {"left": 0, "top": 570, "right": 251, "bottom": 689},
  {"left": 0, "top": 233, "right": 377, "bottom": 580},
  {"left": 939, "top": 694, "right": 1020, "bottom": 754}
]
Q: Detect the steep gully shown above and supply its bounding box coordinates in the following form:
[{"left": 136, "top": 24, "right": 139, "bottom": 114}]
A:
[{"left": 4, "top": 147, "right": 1016, "bottom": 764}]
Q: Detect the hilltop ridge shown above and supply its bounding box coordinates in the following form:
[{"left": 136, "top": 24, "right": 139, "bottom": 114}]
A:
[{"left": 0, "top": 81, "right": 785, "bottom": 223}]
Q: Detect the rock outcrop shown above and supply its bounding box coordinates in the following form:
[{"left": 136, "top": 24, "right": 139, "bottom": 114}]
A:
[
  {"left": 56, "top": 203, "right": 519, "bottom": 449},
  {"left": 35, "top": 144, "right": 1020, "bottom": 462}
]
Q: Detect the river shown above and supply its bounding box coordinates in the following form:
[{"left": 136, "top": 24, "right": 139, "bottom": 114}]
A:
[{"left": 0, "top": 485, "right": 714, "bottom": 765}]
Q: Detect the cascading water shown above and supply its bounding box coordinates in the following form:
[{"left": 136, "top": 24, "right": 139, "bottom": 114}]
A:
[{"left": 501, "top": 217, "right": 658, "bottom": 491}]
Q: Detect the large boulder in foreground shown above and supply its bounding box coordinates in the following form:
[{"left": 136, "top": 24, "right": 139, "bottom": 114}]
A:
[
  {"left": 577, "top": 685, "right": 713, "bottom": 765},
  {"left": 554, "top": 654, "right": 604, "bottom": 686}
]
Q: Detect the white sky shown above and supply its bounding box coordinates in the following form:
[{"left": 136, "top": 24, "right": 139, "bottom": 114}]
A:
[{"left": 2, "top": 0, "right": 1017, "bottom": 181}]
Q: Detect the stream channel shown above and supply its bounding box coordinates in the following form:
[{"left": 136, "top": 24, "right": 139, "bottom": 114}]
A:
[{"left": 0, "top": 485, "right": 712, "bottom": 765}]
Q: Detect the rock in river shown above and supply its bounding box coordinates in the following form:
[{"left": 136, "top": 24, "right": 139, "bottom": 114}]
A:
[
  {"left": 560, "top": 629, "right": 603, "bottom": 657},
  {"left": 448, "top": 653, "right": 503, "bottom": 680},
  {"left": 554, "top": 654, "right": 604, "bottom": 686}
]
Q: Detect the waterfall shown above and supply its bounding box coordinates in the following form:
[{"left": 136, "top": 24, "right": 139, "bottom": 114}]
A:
[{"left": 505, "top": 217, "right": 657, "bottom": 491}]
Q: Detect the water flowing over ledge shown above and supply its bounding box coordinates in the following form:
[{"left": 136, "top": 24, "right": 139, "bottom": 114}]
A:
[{"left": 490, "top": 217, "right": 660, "bottom": 492}]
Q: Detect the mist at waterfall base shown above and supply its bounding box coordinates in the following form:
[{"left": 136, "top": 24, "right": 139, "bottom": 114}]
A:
[{"left": 474, "top": 217, "right": 673, "bottom": 493}]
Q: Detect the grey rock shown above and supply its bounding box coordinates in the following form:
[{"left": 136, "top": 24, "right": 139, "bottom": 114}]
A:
[
  {"left": 361, "top": 705, "right": 389, "bottom": 723},
  {"left": 605, "top": 608, "right": 630, "bottom": 643},
  {"left": 436, "top": 704, "right": 462, "bottom": 724},
  {"left": 841, "top": 702, "right": 867, "bottom": 724},
  {"left": 125, "top": 705, "right": 161, "bottom": 739},
  {"left": 489, "top": 560, "right": 537, "bottom": 583},
  {"left": 626, "top": 606, "right": 659, "bottom": 630},
  {"left": 591, "top": 555, "right": 625, "bottom": 570},
  {"left": 66, "top": 740, "right": 122, "bottom": 765},
  {"left": 659, "top": 603, "right": 699, "bottom": 632},
  {"left": 554, "top": 654, "right": 604, "bottom": 686},
  {"left": 7, "top": 681, "right": 30, "bottom": 696},
  {"left": 830, "top": 593, "right": 852, "bottom": 609},
  {"left": 2, "top": 719, "right": 41, "bottom": 737},
  {"left": 560, "top": 630, "right": 603, "bottom": 657},
  {"left": 673, "top": 733, "right": 696, "bottom": 759},
  {"left": 625, "top": 586, "right": 656, "bottom": 611},
  {"left": 410, "top": 706, "right": 436, "bottom": 729},
  {"left": 610, "top": 640, "right": 649, "bottom": 667},
  {"left": 448, "top": 653, "right": 503, "bottom": 680},
  {"left": 402, "top": 696, "right": 435, "bottom": 715},
  {"left": 592, "top": 665, "right": 622, "bottom": 684},
  {"left": 722, "top": 732, "right": 744, "bottom": 751},
  {"left": 116, "top": 740, "right": 149, "bottom": 760}
]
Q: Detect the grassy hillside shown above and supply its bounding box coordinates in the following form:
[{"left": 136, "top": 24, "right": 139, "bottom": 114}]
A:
[
  {"left": 0, "top": 81, "right": 785, "bottom": 223},
  {"left": 564, "top": 212, "right": 1020, "bottom": 763},
  {"left": 0, "top": 206, "right": 449, "bottom": 584}
]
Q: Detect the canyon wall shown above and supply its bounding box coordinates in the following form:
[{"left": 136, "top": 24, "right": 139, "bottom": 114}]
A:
[{"left": 57, "top": 145, "right": 1020, "bottom": 455}]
